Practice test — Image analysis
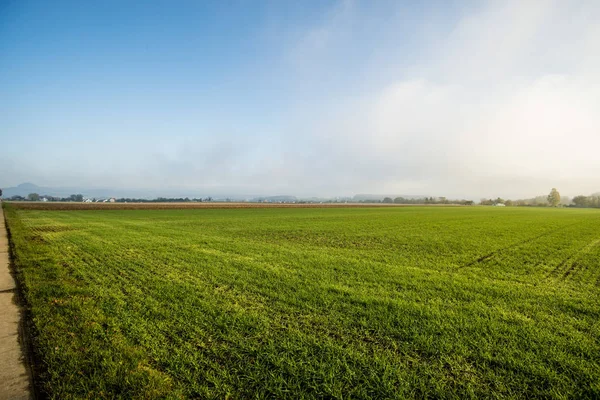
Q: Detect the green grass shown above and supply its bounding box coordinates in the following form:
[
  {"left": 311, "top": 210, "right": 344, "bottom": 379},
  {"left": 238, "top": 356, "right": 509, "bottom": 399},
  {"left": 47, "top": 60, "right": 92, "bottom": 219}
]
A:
[{"left": 4, "top": 204, "right": 600, "bottom": 399}]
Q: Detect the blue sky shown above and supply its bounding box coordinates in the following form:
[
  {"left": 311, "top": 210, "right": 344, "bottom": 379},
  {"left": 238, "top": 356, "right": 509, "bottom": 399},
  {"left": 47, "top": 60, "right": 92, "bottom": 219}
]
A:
[{"left": 1, "top": 1, "right": 599, "bottom": 198}]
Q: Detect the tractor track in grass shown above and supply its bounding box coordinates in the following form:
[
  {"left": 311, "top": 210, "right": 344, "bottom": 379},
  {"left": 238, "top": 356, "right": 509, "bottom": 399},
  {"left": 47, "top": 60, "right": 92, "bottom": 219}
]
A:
[
  {"left": 543, "top": 238, "right": 600, "bottom": 284},
  {"left": 460, "top": 221, "right": 583, "bottom": 269}
]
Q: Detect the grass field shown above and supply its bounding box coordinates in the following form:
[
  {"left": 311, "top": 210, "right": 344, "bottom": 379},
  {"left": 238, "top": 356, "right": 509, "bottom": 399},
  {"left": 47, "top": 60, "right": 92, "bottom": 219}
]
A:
[{"left": 4, "top": 204, "right": 600, "bottom": 399}]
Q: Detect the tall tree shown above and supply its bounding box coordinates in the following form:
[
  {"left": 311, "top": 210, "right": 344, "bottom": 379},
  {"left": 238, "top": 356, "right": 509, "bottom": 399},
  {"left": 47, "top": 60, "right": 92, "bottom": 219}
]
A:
[{"left": 547, "top": 188, "right": 561, "bottom": 207}]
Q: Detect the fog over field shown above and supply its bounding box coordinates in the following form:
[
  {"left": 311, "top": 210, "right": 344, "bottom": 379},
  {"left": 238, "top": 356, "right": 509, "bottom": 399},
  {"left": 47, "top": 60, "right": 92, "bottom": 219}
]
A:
[{"left": 1, "top": 1, "right": 599, "bottom": 198}]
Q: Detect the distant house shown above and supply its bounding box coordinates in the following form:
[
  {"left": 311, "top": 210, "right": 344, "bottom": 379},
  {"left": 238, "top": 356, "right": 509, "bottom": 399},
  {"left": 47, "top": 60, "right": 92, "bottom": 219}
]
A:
[
  {"left": 41, "top": 197, "right": 48, "bottom": 202},
  {"left": 84, "top": 199, "right": 92, "bottom": 203},
  {"left": 109, "top": 198, "right": 116, "bottom": 203},
  {"left": 495, "top": 203, "right": 506, "bottom": 207}
]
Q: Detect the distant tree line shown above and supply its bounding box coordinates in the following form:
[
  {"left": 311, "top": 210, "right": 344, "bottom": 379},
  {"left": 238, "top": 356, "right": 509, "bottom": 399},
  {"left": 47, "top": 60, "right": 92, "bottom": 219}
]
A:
[
  {"left": 5, "top": 194, "right": 215, "bottom": 203},
  {"left": 3, "top": 194, "right": 475, "bottom": 205},
  {"left": 480, "top": 188, "right": 600, "bottom": 208},
  {"left": 114, "top": 197, "right": 213, "bottom": 203},
  {"left": 571, "top": 195, "right": 600, "bottom": 208},
  {"left": 480, "top": 196, "right": 558, "bottom": 207},
  {"left": 357, "top": 197, "right": 474, "bottom": 206},
  {"left": 5, "top": 189, "right": 600, "bottom": 208}
]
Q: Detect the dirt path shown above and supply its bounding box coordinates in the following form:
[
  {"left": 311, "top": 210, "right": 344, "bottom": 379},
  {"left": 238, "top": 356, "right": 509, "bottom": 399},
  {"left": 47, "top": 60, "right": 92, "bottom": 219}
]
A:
[{"left": 0, "top": 206, "right": 32, "bottom": 399}]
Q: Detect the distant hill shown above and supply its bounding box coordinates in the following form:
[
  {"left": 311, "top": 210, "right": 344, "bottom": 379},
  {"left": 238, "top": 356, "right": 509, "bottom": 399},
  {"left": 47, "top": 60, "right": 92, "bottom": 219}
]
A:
[
  {"left": 0, "top": 183, "right": 133, "bottom": 199},
  {"left": 352, "top": 194, "right": 426, "bottom": 201},
  {"left": 0, "top": 184, "right": 436, "bottom": 202},
  {"left": 0, "top": 183, "right": 157, "bottom": 199},
  {"left": 0, "top": 183, "right": 295, "bottom": 201},
  {"left": 251, "top": 195, "right": 298, "bottom": 203},
  {"left": 2, "top": 183, "right": 52, "bottom": 198}
]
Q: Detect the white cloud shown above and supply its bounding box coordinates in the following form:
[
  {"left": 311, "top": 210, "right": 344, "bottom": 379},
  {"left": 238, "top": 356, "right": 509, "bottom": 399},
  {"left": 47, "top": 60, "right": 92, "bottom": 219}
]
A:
[{"left": 280, "top": 0, "right": 600, "bottom": 198}]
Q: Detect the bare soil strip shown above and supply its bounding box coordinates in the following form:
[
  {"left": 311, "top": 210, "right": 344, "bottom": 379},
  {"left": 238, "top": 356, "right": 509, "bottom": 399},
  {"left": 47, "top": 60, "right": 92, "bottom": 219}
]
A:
[{"left": 0, "top": 206, "right": 32, "bottom": 399}]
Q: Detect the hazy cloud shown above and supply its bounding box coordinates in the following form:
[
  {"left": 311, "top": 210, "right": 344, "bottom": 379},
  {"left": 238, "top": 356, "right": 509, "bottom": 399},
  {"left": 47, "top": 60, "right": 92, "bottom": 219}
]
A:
[{"left": 271, "top": 0, "right": 600, "bottom": 198}]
